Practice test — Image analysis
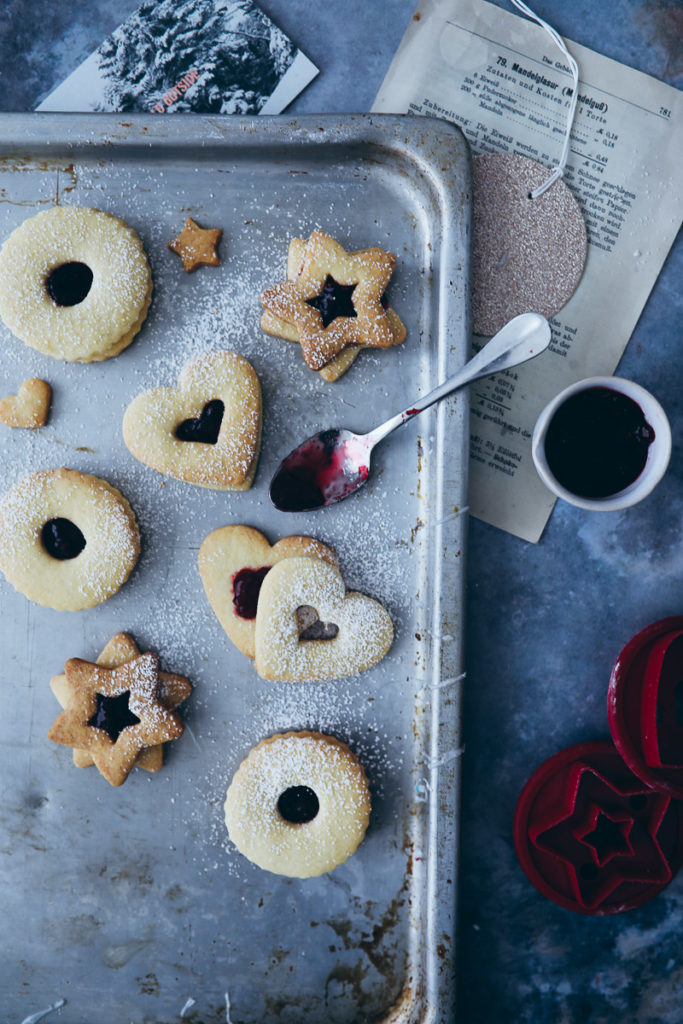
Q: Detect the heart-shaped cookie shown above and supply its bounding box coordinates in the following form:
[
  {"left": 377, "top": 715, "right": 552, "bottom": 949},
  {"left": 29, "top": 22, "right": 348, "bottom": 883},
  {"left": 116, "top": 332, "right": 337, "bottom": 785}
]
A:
[
  {"left": 198, "top": 525, "right": 338, "bottom": 659},
  {"left": 122, "top": 350, "right": 262, "bottom": 490},
  {"left": 0, "top": 378, "right": 51, "bottom": 428},
  {"left": 254, "top": 556, "right": 393, "bottom": 682}
]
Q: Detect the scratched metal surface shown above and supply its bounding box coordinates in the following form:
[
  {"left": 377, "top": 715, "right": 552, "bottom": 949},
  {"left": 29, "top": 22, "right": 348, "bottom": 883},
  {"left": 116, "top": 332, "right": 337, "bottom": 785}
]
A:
[{"left": 0, "top": 113, "right": 471, "bottom": 1022}]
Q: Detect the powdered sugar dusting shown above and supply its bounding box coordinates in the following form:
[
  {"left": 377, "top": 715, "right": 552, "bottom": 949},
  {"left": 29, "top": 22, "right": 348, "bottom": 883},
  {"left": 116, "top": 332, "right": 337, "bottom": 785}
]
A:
[{"left": 0, "top": 132, "right": 460, "bottom": 1017}]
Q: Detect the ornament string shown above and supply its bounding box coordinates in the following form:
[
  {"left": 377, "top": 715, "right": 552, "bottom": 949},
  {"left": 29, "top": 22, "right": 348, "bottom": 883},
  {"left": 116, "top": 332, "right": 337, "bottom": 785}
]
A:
[{"left": 509, "top": 0, "right": 579, "bottom": 198}]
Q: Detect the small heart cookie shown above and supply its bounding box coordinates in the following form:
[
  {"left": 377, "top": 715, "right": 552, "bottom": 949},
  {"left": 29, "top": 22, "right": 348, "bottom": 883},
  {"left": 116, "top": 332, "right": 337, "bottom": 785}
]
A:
[
  {"left": 122, "top": 350, "right": 262, "bottom": 490},
  {"left": 254, "top": 556, "right": 393, "bottom": 682},
  {"left": 198, "top": 525, "right": 338, "bottom": 659},
  {"left": 0, "top": 378, "right": 51, "bottom": 428}
]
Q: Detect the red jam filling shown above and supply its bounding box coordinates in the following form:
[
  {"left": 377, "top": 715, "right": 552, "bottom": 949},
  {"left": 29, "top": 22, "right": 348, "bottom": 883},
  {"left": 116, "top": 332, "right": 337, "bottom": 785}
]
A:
[
  {"left": 277, "top": 785, "right": 319, "bottom": 824},
  {"left": 232, "top": 566, "right": 271, "bottom": 619},
  {"left": 41, "top": 517, "right": 86, "bottom": 560},
  {"left": 175, "top": 400, "right": 225, "bottom": 444},
  {"left": 306, "top": 276, "right": 357, "bottom": 327},
  {"left": 87, "top": 691, "right": 140, "bottom": 743},
  {"left": 46, "top": 262, "right": 93, "bottom": 306}
]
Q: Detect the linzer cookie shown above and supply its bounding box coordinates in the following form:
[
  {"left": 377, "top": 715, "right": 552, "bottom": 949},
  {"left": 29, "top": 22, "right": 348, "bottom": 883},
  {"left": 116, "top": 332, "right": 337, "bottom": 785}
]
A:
[
  {"left": 0, "top": 206, "right": 152, "bottom": 362},
  {"left": 224, "top": 730, "right": 371, "bottom": 878},
  {"left": 122, "top": 350, "right": 262, "bottom": 490},
  {"left": 0, "top": 468, "right": 140, "bottom": 611},
  {"left": 254, "top": 555, "right": 393, "bottom": 682},
  {"left": 260, "top": 230, "right": 406, "bottom": 377},
  {"left": 198, "top": 525, "right": 338, "bottom": 659},
  {"left": 47, "top": 652, "right": 186, "bottom": 786},
  {"left": 50, "top": 633, "right": 192, "bottom": 773},
  {"left": 0, "top": 378, "right": 51, "bottom": 428}
]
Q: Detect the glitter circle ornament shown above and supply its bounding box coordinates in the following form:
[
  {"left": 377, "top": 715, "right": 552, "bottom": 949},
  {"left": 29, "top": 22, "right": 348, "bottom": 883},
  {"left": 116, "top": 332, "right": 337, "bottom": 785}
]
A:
[{"left": 472, "top": 152, "right": 587, "bottom": 337}]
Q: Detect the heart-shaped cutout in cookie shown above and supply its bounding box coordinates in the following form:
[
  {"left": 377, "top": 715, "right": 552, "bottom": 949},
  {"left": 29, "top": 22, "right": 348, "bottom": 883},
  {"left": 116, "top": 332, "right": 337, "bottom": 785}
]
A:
[
  {"left": 122, "top": 351, "right": 261, "bottom": 490},
  {"left": 296, "top": 605, "right": 340, "bottom": 641},
  {"left": 0, "top": 378, "right": 51, "bottom": 429},
  {"left": 199, "top": 525, "right": 338, "bottom": 658},
  {"left": 254, "top": 556, "right": 393, "bottom": 682}
]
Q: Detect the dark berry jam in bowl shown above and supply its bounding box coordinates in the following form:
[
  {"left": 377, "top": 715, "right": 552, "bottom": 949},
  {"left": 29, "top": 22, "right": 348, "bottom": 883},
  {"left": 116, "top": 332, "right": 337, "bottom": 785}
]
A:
[{"left": 532, "top": 377, "right": 671, "bottom": 511}]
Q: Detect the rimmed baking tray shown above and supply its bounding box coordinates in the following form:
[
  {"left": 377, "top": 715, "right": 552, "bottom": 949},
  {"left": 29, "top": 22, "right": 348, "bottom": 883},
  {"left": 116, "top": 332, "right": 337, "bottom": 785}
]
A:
[{"left": 0, "top": 113, "right": 470, "bottom": 1023}]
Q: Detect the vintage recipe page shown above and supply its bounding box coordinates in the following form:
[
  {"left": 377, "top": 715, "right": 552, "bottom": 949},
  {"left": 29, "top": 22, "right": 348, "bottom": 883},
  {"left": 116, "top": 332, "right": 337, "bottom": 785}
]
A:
[{"left": 374, "top": 0, "right": 682, "bottom": 542}]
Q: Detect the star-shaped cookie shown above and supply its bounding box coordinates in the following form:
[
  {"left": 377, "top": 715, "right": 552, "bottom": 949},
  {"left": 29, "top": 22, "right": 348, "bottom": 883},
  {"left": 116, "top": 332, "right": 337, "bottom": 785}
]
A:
[
  {"left": 50, "top": 633, "right": 192, "bottom": 773},
  {"left": 168, "top": 217, "right": 222, "bottom": 272},
  {"left": 48, "top": 651, "right": 185, "bottom": 786},
  {"left": 260, "top": 230, "right": 405, "bottom": 371}
]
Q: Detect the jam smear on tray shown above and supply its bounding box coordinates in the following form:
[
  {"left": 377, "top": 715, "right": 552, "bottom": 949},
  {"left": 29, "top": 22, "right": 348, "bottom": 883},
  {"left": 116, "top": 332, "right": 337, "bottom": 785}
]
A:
[
  {"left": 46, "top": 262, "right": 93, "bottom": 306},
  {"left": 87, "top": 691, "right": 140, "bottom": 743},
  {"left": 41, "top": 517, "right": 86, "bottom": 560},
  {"left": 232, "top": 566, "right": 271, "bottom": 619},
  {"left": 175, "top": 400, "right": 225, "bottom": 444},
  {"left": 277, "top": 785, "right": 320, "bottom": 824},
  {"left": 544, "top": 386, "right": 655, "bottom": 498}
]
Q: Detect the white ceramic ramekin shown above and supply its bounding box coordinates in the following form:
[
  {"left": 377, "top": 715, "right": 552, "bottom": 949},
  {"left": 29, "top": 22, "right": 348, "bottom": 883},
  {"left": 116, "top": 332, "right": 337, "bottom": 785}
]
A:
[{"left": 531, "top": 375, "right": 672, "bottom": 511}]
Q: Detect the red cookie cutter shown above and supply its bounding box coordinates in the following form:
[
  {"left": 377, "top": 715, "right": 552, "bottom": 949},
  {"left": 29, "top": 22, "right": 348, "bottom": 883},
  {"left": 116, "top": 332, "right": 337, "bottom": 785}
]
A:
[
  {"left": 513, "top": 740, "right": 683, "bottom": 914},
  {"left": 608, "top": 617, "right": 683, "bottom": 798}
]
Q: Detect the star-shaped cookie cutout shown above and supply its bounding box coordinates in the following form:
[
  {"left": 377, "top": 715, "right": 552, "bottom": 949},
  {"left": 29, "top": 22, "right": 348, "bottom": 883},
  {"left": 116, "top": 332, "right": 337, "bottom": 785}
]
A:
[
  {"left": 260, "top": 230, "right": 402, "bottom": 371},
  {"left": 48, "top": 652, "right": 185, "bottom": 786},
  {"left": 168, "top": 217, "right": 222, "bottom": 272},
  {"left": 50, "top": 633, "right": 192, "bottom": 773},
  {"left": 532, "top": 764, "right": 673, "bottom": 909}
]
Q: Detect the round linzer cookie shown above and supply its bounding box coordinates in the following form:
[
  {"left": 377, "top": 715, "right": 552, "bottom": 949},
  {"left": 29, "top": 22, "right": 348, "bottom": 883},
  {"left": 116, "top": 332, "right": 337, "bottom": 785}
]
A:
[
  {"left": 198, "top": 525, "right": 339, "bottom": 659},
  {"left": 253, "top": 555, "right": 394, "bottom": 682},
  {"left": 122, "top": 350, "right": 262, "bottom": 491},
  {"left": 0, "top": 206, "right": 153, "bottom": 362},
  {"left": 0, "top": 468, "right": 140, "bottom": 611},
  {"left": 224, "top": 730, "right": 371, "bottom": 878}
]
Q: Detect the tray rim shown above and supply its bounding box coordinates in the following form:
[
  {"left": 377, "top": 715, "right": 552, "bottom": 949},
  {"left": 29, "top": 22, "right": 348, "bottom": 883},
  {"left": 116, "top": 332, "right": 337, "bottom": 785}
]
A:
[{"left": 0, "top": 111, "right": 472, "bottom": 1024}]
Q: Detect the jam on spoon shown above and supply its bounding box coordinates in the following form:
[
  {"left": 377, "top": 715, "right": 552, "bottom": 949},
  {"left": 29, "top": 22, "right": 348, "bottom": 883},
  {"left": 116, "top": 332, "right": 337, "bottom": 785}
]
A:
[{"left": 270, "top": 313, "right": 552, "bottom": 513}]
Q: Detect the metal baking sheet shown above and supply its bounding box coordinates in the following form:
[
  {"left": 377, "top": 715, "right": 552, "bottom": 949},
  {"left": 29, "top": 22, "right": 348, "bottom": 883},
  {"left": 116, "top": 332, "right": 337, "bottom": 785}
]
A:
[{"left": 0, "top": 113, "right": 471, "bottom": 1023}]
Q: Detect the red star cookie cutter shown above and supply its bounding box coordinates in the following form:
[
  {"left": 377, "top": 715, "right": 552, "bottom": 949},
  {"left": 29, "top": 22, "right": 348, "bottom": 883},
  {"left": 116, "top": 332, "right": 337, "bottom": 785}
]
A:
[
  {"left": 608, "top": 617, "right": 683, "bottom": 798},
  {"left": 513, "top": 741, "right": 683, "bottom": 914}
]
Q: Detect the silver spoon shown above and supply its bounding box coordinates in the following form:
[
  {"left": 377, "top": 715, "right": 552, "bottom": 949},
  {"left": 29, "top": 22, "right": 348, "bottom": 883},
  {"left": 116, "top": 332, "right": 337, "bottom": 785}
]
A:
[{"left": 270, "top": 312, "right": 551, "bottom": 512}]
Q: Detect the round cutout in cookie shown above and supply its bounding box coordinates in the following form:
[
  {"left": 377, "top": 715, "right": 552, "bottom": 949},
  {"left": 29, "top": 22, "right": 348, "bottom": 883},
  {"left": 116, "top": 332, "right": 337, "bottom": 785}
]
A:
[
  {"left": 0, "top": 468, "right": 141, "bottom": 611},
  {"left": 224, "top": 731, "right": 371, "bottom": 878},
  {"left": 472, "top": 153, "right": 587, "bottom": 337},
  {"left": 0, "top": 206, "right": 152, "bottom": 362}
]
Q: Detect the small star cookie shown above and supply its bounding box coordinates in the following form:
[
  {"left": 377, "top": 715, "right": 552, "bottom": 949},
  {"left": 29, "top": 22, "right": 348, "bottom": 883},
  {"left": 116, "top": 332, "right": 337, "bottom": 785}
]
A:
[
  {"left": 0, "top": 378, "right": 51, "bottom": 428},
  {"left": 168, "top": 217, "right": 222, "bottom": 272},
  {"left": 50, "top": 633, "right": 192, "bottom": 773},
  {"left": 47, "top": 652, "right": 186, "bottom": 786},
  {"left": 260, "top": 230, "right": 406, "bottom": 372}
]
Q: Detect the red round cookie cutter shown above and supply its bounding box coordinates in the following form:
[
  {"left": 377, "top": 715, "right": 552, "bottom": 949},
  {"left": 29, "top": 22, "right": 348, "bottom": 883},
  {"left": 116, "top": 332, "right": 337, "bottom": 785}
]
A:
[
  {"left": 513, "top": 740, "right": 683, "bottom": 914},
  {"left": 608, "top": 616, "right": 683, "bottom": 799}
]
